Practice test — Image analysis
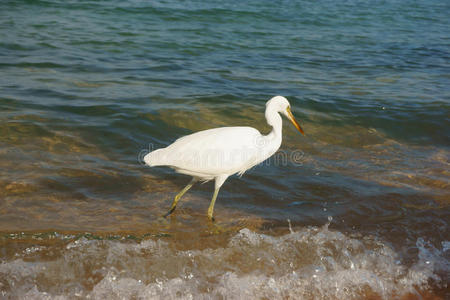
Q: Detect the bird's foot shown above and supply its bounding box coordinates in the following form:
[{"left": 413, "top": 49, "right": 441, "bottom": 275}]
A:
[
  {"left": 207, "top": 220, "right": 225, "bottom": 235},
  {"left": 163, "top": 206, "right": 176, "bottom": 218},
  {"left": 207, "top": 208, "right": 216, "bottom": 222}
]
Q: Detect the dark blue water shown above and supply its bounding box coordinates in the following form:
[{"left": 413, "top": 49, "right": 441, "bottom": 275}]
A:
[{"left": 0, "top": 0, "right": 449, "bottom": 298}]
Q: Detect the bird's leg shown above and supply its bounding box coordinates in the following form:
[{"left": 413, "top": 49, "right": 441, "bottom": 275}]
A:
[
  {"left": 207, "top": 175, "right": 228, "bottom": 222},
  {"left": 207, "top": 188, "right": 220, "bottom": 222},
  {"left": 164, "top": 178, "right": 197, "bottom": 218}
]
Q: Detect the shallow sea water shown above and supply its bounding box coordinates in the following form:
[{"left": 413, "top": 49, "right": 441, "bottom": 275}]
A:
[{"left": 0, "top": 0, "right": 449, "bottom": 299}]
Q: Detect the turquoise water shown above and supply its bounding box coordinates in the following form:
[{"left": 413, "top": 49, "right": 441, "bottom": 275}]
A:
[{"left": 0, "top": 0, "right": 449, "bottom": 298}]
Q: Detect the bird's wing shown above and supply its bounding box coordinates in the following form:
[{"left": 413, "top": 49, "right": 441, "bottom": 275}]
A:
[{"left": 148, "top": 127, "right": 264, "bottom": 176}]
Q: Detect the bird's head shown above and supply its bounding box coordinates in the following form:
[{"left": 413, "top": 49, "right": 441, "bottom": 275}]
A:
[{"left": 267, "top": 96, "right": 305, "bottom": 135}]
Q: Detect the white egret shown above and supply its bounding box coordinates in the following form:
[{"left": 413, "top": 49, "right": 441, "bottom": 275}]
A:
[{"left": 144, "top": 96, "right": 304, "bottom": 221}]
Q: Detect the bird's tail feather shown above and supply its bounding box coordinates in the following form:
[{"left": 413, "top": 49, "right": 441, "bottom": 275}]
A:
[{"left": 144, "top": 149, "right": 166, "bottom": 167}]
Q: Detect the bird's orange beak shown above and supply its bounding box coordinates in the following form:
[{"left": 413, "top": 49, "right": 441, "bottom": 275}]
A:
[{"left": 286, "top": 106, "right": 305, "bottom": 135}]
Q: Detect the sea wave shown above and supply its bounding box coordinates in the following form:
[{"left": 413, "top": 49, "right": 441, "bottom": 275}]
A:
[{"left": 1, "top": 222, "right": 447, "bottom": 299}]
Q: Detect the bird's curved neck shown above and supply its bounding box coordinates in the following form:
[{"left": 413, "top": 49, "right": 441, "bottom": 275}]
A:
[{"left": 265, "top": 106, "right": 283, "bottom": 140}]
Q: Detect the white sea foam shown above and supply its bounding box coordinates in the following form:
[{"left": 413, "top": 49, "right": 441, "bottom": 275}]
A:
[{"left": 0, "top": 224, "right": 447, "bottom": 299}]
